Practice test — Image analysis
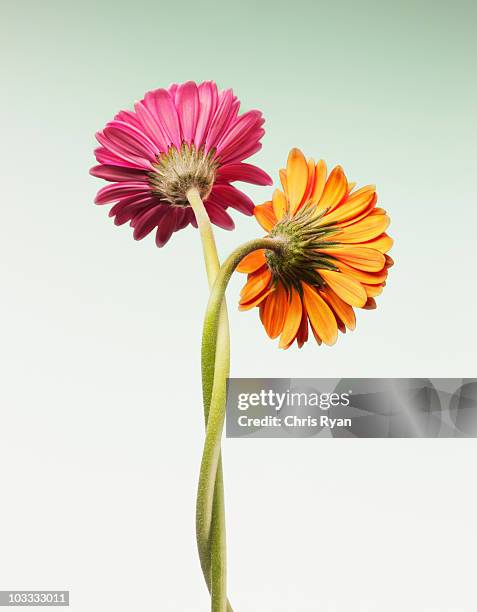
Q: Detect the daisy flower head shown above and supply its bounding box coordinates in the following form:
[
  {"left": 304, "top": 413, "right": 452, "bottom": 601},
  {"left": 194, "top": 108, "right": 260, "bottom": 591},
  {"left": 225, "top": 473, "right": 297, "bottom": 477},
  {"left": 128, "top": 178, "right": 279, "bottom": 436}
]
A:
[
  {"left": 91, "top": 81, "right": 271, "bottom": 246},
  {"left": 237, "top": 148, "right": 393, "bottom": 349}
]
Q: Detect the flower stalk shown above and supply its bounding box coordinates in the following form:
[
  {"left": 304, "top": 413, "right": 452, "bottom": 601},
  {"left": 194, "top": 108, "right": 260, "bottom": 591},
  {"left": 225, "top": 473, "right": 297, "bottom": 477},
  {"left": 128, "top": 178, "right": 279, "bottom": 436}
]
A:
[
  {"left": 197, "top": 235, "right": 286, "bottom": 611},
  {"left": 186, "top": 187, "right": 231, "bottom": 612}
]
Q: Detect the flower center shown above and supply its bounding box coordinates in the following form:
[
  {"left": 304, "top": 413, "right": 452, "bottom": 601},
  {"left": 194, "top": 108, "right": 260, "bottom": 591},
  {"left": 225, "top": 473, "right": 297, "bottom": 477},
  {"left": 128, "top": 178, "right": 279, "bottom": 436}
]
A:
[
  {"left": 265, "top": 206, "right": 340, "bottom": 292},
  {"left": 149, "top": 144, "right": 218, "bottom": 207}
]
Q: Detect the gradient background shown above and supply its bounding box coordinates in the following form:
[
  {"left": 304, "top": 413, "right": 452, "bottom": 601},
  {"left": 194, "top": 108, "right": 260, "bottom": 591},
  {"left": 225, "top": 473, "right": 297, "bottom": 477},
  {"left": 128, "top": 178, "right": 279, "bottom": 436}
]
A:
[{"left": 1, "top": 0, "right": 476, "bottom": 610}]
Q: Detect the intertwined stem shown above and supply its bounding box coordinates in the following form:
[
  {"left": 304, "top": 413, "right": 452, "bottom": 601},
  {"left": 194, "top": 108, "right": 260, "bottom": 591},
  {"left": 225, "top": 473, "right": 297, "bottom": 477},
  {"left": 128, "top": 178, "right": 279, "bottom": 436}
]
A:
[
  {"left": 186, "top": 188, "right": 231, "bottom": 612},
  {"left": 197, "top": 236, "right": 285, "bottom": 611}
]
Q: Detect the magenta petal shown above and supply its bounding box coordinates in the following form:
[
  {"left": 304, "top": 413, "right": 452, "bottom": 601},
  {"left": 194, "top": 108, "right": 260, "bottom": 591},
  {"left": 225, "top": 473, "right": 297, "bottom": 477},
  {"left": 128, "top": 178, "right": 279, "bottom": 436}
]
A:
[
  {"left": 175, "top": 81, "right": 199, "bottom": 144},
  {"left": 218, "top": 115, "right": 265, "bottom": 164},
  {"left": 117, "top": 206, "right": 155, "bottom": 226},
  {"left": 174, "top": 208, "right": 190, "bottom": 231},
  {"left": 114, "top": 110, "right": 143, "bottom": 131},
  {"left": 94, "top": 182, "right": 150, "bottom": 204},
  {"left": 109, "top": 195, "right": 155, "bottom": 225},
  {"left": 109, "top": 196, "right": 146, "bottom": 217},
  {"left": 205, "top": 201, "right": 235, "bottom": 230},
  {"left": 222, "top": 137, "right": 264, "bottom": 165},
  {"left": 168, "top": 83, "right": 179, "bottom": 101},
  {"left": 194, "top": 81, "right": 219, "bottom": 149},
  {"left": 190, "top": 208, "right": 198, "bottom": 228},
  {"left": 215, "top": 163, "right": 272, "bottom": 186},
  {"left": 155, "top": 209, "right": 178, "bottom": 247},
  {"left": 215, "top": 110, "right": 262, "bottom": 155},
  {"left": 105, "top": 121, "right": 159, "bottom": 159},
  {"left": 90, "top": 164, "right": 149, "bottom": 182},
  {"left": 94, "top": 145, "right": 149, "bottom": 170},
  {"left": 143, "top": 90, "right": 165, "bottom": 129},
  {"left": 152, "top": 89, "right": 182, "bottom": 150},
  {"left": 133, "top": 205, "right": 169, "bottom": 240},
  {"left": 208, "top": 184, "right": 254, "bottom": 215},
  {"left": 96, "top": 131, "right": 152, "bottom": 169},
  {"left": 134, "top": 101, "right": 170, "bottom": 152},
  {"left": 204, "top": 89, "right": 236, "bottom": 153}
]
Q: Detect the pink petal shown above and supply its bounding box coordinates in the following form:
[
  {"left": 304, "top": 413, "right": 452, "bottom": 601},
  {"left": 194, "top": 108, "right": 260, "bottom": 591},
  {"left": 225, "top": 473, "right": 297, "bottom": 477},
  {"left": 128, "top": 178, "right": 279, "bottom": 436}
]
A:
[
  {"left": 174, "top": 207, "right": 190, "bottom": 231},
  {"left": 205, "top": 201, "right": 235, "bottom": 230},
  {"left": 208, "top": 184, "right": 254, "bottom": 215},
  {"left": 152, "top": 89, "right": 182, "bottom": 150},
  {"left": 96, "top": 131, "right": 153, "bottom": 169},
  {"left": 215, "top": 163, "right": 272, "bottom": 186},
  {"left": 222, "top": 135, "right": 264, "bottom": 165},
  {"left": 219, "top": 115, "right": 265, "bottom": 164},
  {"left": 133, "top": 205, "right": 169, "bottom": 240},
  {"left": 110, "top": 196, "right": 156, "bottom": 226},
  {"left": 155, "top": 209, "right": 178, "bottom": 247},
  {"left": 175, "top": 81, "right": 199, "bottom": 144},
  {"left": 94, "top": 182, "right": 150, "bottom": 204},
  {"left": 109, "top": 194, "right": 152, "bottom": 216},
  {"left": 105, "top": 121, "right": 159, "bottom": 159},
  {"left": 215, "top": 110, "right": 263, "bottom": 155},
  {"left": 143, "top": 90, "right": 163, "bottom": 124},
  {"left": 194, "top": 81, "right": 219, "bottom": 149},
  {"left": 205, "top": 89, "right": 238, "bottom": 153},
  {"left": 114, "top": 110, "right": 143, "bottom": 131},
  {"left": 90, "top": 164, "right": 149, "bottom": 182},
  {"left": 168, "top": 83, "right": 179, "bottom": 100},
  {"left": 94, "top": 146, "right": 149, "bottom": 170},
  {"left": 189, "top": 208, "right": 198, "bottom": 228},
  {"left": 134, "top": 101, "right": 170, "bottom": 152}
]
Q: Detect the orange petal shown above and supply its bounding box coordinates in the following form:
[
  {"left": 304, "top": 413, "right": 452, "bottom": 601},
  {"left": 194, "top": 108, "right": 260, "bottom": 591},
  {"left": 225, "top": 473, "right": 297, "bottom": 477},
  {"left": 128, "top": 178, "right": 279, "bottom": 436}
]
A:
[
  {"left": 362, "top": 233, "right": 394, "bottom": 253},
  {"left": 316, "top": 165, "right": 348, "bottom": 213},
  {"left": 317, "top": 245, "right": 385, "bottom": 272},
  {"left": 254, "top": 202, "right": 277, "bottom": 232},
  {"left": 272, "top": 188, "right": 288, "bottom": 221},
  {"left": 262, "top": 283, "right": 288, "bottom": 339},
  {"left": 302, "top": 283, "right": 338, "bottom": 346},
  {"left": 310, "top": 160, "right": 327, "bottom": 204},
  {"left": 298, "top": 158, "right": 316, "bottom": 208},
  {"left": 336, "top": 319, "right": 346, "bottom": 334},
  {"left": 309, "top": 326, "right": 322, "bottom": 345},
  {"left": 320, "top": 288, "right": 356, "bottom": 331},
  {"left": 332, "top": 214, "right": 390, "bottom": 243},
  {"left": 279, "top": 168, "right": 288, "bottom": 193},
  {"left": 321, "top": 189, "right": 376, "bottom": 225},
  {"left": 286, "top": 148, "right": 309, "bottom": 214},
  {"left": 279, "top": 288, "right": 303, "bottom": 349},
  {"left": 348, "top": 184, "right": 376, "bottom": 199},
  {"left": 296, "top": 301, "right": 310, "bottom": 348},
  {"left": 259, "top": 299, "right": 266, "bottom": 323},
  {"left": 363, "top": 283, "right": 383, "bottom": 298},
  {"left": 335, "top": 261, "right": 388, "bottom": 285},
  {"left": 236, "top": 249, "right": 267, "bottom": 274},
  {"left": 363, "top": 297, "right": 377, "bottom": 310},
  {"left": 319, "top": 269, "right": 367, "bottom": 307},
  {"left": 239, "top": 286, "right": 274, "bottom": 310},
  {"left": 240, "top": 267, "right": 272, "bottom": 303},
  {"left": 385, "top": 254, "right": 394, "bottom": 268},
  {"left": 336, "top": 202, "right": 378, "bottom": 228}
]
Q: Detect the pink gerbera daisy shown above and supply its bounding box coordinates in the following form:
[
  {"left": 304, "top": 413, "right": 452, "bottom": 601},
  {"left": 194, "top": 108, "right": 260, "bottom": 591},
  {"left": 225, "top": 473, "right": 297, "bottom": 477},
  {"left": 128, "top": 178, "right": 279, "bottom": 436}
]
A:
[{"left": 90, "top": 80, "right": 272, "bottom": 246}]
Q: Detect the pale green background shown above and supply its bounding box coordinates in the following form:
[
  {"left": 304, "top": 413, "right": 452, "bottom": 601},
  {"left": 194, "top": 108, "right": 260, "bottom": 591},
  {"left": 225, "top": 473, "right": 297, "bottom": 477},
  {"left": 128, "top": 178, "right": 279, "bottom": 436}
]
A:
[{"left": 1, "top": 1, "right": 476, "bottom": 610}]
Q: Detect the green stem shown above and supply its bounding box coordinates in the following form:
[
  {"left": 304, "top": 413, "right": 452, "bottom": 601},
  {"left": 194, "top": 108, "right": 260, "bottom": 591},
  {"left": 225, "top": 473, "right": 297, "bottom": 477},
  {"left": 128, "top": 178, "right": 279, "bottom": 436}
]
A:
[
  {"left": 186, "top": 188, "right": 231, "bottom": 612},
  {"left": 197, "top": 236, "right": 285, "bottom": 612}
]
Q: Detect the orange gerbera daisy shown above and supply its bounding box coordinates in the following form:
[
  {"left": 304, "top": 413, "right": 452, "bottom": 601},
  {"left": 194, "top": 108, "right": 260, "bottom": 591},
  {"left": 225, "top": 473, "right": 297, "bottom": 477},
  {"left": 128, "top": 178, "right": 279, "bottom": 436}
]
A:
[{"left": 237, "top": 148, "right": 393, "bottom": 348}]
